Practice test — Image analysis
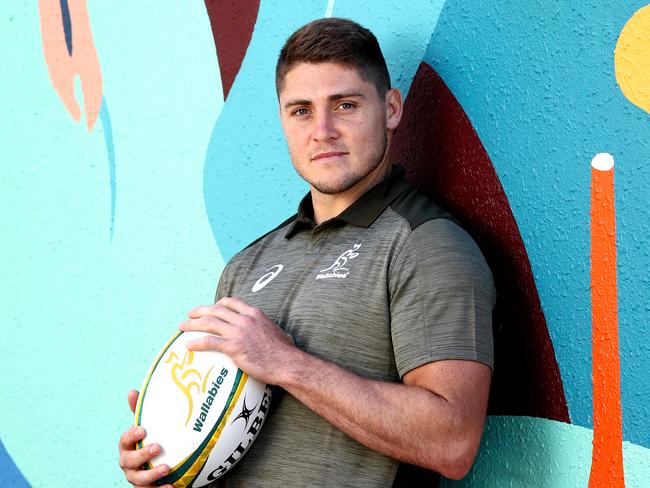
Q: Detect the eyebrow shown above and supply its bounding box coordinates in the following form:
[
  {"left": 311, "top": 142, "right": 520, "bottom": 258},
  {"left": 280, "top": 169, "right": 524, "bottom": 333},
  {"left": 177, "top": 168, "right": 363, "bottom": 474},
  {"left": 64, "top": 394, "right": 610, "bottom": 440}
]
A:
[{"left": 283, "top": 92, "right": 366, "bottom": 110}]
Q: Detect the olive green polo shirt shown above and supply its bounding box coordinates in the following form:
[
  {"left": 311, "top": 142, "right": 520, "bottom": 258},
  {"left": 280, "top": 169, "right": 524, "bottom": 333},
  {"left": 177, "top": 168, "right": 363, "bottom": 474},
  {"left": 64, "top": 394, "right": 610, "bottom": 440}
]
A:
[{"left": 215, "top": 166, "right": 495, "bottom": 488}]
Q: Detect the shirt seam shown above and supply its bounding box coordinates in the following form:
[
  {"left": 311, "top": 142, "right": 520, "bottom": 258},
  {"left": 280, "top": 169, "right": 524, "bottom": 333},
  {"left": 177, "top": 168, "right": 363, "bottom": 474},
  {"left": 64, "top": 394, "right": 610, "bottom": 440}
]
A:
[
  {"left": 386, "top": 210, "right": 431, "bottom": 377},
  {"left": 410, "top": 226, "right": 431, "bottom": 372}
]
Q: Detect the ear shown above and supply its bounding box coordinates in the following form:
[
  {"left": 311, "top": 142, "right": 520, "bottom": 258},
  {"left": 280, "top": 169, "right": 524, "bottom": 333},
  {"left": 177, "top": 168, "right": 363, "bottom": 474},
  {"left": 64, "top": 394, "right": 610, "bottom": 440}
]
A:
[{"left": 385, "top": 88, "right": 403, "bottom": 131}]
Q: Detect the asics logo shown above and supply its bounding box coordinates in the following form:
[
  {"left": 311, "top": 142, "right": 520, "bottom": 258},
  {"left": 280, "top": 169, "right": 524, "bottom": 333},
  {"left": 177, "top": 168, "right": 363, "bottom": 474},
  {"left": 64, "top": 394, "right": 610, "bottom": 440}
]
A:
[{"left": 252, "top": 265, "right": 283, "bottom": 292}]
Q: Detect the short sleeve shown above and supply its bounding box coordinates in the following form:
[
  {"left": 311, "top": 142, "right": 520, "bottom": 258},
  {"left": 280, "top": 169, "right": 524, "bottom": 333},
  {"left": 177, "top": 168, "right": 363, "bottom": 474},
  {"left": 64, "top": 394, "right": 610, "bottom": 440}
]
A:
[{"left": 389, "top": 218, "right": 495, "bottom": 377}]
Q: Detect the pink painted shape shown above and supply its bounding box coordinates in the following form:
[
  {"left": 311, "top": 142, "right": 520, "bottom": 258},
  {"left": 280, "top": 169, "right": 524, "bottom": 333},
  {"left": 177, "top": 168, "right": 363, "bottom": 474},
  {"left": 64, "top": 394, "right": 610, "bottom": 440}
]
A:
[{"left": 38, "top": 0, "right": 103, "bottom": 131}]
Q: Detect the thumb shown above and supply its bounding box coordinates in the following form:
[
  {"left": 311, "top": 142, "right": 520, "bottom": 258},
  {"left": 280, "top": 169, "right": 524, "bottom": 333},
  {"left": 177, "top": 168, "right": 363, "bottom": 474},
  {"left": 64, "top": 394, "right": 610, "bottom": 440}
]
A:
[{"left": 127, "top": 389, "right": 139, "bottom": 414}]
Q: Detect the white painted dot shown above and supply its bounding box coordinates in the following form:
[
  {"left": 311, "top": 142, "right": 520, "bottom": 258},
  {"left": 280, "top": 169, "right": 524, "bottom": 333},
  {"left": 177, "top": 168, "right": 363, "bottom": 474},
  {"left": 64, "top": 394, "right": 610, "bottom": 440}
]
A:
[{"left": 591, "top": 152, "right": 614, "bottom": 171}]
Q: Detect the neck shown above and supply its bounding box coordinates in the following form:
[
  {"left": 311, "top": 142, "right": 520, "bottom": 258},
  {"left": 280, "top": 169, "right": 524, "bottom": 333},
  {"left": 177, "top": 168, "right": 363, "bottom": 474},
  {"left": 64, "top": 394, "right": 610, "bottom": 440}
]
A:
[{"left": 311, "top": 159, "right": 392, "bottom": 225}]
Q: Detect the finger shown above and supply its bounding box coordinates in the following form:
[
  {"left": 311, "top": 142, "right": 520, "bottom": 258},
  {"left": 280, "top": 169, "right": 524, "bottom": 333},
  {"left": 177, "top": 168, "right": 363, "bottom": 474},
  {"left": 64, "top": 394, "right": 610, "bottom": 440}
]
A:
[
  {"left": 216, "top": 296, "right": 258, "bottom": 316},
  {"left": 188, "top": 304, "right": 243, "bottom": 325},
  {"left": 121, "top": 442, "right": 163, "bottom": 470},
  {"left": 179, "top": 316, "right": 232, "bottom": 336},
  {"left": 187, "top": 304, "right": 212, "bottom": 319},
  {"left": 127, "top": 390, "right": 139, "bottom": 414},
  {"left": 126, "top": 462, "right": 170, "bottom": 486},
  {"left": 119, "top": 426, "right": 146, "bottom": 451},
  {"left": 186, "top": 334, "right": 224, "bottom": 352}
]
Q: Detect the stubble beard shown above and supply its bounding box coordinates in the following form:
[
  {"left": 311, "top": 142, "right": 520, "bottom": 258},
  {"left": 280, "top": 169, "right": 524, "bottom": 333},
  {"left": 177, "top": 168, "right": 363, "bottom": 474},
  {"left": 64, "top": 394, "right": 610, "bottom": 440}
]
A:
[{"left": 300, "top": 133, "right": 389, "bottom": 195}]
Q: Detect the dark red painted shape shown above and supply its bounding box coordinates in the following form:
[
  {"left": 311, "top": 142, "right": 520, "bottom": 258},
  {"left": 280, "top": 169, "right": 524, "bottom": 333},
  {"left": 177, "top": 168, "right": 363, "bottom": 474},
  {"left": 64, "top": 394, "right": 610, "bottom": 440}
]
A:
[
  {"left": 391, "top": 62, "right": 570, "bottom": 422},
  {"left": 204, "top": 0, "right": 260, "bottom": 99}
]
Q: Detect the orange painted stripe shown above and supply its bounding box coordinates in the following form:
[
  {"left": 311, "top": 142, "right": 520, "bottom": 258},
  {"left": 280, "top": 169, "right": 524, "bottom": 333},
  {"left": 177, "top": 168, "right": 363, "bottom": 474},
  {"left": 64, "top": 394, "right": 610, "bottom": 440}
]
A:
[{"left": 588, "top": 161, "right": 625, "bottom": 487}]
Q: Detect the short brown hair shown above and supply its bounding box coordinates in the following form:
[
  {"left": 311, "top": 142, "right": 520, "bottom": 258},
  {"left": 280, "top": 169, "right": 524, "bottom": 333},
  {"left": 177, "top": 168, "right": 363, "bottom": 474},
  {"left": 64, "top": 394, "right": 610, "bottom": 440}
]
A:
[{"left": 275, "top": 18, "right": 391, "bottom": 97}]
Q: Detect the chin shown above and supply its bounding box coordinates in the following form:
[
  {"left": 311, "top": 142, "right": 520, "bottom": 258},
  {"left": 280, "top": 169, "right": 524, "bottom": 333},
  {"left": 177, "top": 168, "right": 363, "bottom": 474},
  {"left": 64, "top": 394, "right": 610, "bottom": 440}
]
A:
[{"left": 310, "top": 173, "right": 365, "bottom": 195}]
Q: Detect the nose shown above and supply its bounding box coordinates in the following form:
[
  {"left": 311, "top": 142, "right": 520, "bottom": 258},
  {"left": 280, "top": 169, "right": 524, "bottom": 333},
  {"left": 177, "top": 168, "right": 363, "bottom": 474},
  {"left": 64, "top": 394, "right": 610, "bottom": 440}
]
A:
[{"left": 312, "top": 110, "right": 339, "bottom": 142}]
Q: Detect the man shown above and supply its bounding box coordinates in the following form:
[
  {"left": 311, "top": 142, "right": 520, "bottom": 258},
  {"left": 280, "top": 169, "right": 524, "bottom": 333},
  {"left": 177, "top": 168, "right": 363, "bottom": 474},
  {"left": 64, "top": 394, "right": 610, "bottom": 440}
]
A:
[{"left": 119, "top": 18, "right": 494, "bottom": 488}]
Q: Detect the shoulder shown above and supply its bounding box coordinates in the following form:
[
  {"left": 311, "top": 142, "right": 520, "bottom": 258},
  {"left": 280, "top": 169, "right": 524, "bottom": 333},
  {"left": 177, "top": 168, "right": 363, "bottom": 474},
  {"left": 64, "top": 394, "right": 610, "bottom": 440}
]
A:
[
  {"left": 384, "top": 184, "right": 485, "bottom": 266},
  {"left": 386, "top": 202, "right": 496, "bottom": 373},
  {"left": 385, "top": 188, "right": 494, "bottom": 301},
  {"left": 390, "top": 218, "right": 492, "bottom": 283},
  {"left": 388, "top": 185, "right": 456, "bottom": 231},
  {"left": 410, "top": 218, "right": 486, "bottom": 262}
]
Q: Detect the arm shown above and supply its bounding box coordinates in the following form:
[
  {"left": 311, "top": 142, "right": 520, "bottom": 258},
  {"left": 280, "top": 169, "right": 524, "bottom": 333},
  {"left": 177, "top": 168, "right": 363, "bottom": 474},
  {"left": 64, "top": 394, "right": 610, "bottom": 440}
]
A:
[
  {"left": 279, "top": 347, "right": 490, "bottom": 479},
  {"left": 182, "top": 297, "right": 491, "bottom": 480}
]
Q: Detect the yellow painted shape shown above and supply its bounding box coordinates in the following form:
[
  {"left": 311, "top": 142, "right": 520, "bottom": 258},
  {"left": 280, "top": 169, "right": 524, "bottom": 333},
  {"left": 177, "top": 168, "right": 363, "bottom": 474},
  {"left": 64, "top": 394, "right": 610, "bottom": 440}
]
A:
[{"left": 615, "top": 5, "right": 650, "bottom": 114}]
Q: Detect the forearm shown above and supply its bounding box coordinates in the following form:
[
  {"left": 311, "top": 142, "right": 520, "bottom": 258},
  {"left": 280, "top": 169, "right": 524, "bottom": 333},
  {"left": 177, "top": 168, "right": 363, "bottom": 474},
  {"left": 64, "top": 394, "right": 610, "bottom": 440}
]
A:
[
  {"left": 182, "top": 299, "right": 489, "bottom": 479},
  {"left": 278, "top": 348, "right": 482, "bottom": 478}
]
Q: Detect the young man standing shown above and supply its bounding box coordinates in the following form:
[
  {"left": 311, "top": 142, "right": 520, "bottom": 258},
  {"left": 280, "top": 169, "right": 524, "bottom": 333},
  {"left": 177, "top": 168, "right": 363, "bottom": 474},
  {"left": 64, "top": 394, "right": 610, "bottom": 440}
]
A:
[{"left": 119, "top": 18, "right": 494, "bottom": 488}]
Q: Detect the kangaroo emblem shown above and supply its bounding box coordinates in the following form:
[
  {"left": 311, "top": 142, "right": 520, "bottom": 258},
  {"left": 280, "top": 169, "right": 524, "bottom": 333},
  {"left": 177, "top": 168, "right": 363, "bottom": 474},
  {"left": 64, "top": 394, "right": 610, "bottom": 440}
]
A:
[{"left": 320, "top": 243, "right": 362, "bottom": 273}]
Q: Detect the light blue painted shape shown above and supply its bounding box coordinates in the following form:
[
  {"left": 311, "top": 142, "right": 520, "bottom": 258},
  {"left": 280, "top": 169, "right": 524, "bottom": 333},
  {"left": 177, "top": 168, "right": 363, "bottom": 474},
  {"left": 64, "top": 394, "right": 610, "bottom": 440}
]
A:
[
  {"left": 441, "top": 416, "right": 650, "bottom": 487},
  {"left": 204, "top": 0, "right": 446, "bottom": 260},
  {"left": 0, "top": 2, "right": 224, "bottom": 485},
  {"left": 99, "top": 97, "right": 116, "bottom": 238},
  {"left": 427, "top": 0, "right": 650, "bottom": 446},
  {"left": 204, "top": 1, "right": 321, "bottom": 260}
]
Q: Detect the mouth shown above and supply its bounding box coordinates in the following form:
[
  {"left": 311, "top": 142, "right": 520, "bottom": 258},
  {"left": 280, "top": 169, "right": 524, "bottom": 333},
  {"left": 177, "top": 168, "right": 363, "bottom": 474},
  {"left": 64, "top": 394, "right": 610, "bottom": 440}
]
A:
[{"left": 311, "top": 151, "right": 348, "bottom": 162}]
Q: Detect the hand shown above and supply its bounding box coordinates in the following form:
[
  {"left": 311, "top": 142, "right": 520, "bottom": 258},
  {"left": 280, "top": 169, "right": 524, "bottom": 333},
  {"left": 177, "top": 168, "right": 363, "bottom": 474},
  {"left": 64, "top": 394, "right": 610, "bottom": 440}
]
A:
[
  {"left": 118, "top": 390, "right": 173, "bottom": 488},
  {"left": 180, "top": 297, "right": 296, "bottom": 385}
]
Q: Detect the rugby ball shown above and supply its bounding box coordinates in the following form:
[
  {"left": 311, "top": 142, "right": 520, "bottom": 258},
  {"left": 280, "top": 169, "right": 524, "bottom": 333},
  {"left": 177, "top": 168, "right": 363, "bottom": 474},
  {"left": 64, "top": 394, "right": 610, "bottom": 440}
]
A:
[{"left": 134, "top": 331, "right": 272, "bottom": 487}]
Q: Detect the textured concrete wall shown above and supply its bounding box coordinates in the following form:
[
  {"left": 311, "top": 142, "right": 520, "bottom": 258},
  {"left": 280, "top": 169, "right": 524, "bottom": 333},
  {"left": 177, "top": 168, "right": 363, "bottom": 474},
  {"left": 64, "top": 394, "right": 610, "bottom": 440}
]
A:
[{"left": 1, "top": 1, "right": 649, "bottom": 486}]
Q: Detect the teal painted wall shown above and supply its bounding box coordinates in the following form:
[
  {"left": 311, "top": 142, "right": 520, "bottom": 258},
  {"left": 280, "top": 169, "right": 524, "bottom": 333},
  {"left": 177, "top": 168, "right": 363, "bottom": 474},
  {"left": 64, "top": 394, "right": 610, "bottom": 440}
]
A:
[{"left": 1, "top": 1, "right": 648, "bottom": 486}]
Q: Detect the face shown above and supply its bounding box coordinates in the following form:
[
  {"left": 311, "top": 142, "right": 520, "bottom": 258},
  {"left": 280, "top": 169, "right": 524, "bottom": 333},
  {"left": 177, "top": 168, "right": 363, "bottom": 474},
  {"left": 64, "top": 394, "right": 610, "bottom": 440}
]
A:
[{"left": 278, "top": 62, "right": 402, "bottom": 195}]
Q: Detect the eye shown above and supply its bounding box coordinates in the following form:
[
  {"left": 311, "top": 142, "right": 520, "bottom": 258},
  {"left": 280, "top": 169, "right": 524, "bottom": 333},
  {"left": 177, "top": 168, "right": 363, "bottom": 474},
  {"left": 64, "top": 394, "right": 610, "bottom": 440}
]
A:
[
  {"left": 292, "top": 108, "right": 310, "bottom": 117},
  {"left": 337, "top": 102, "right": 355, "bottom": 110}
]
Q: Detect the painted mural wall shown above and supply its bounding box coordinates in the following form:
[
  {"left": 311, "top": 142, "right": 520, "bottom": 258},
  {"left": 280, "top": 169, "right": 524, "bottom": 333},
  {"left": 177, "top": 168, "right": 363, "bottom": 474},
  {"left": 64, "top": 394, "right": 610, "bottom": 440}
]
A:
[{"left": 1, "top": 1, "right": 649, "bottom": 486}]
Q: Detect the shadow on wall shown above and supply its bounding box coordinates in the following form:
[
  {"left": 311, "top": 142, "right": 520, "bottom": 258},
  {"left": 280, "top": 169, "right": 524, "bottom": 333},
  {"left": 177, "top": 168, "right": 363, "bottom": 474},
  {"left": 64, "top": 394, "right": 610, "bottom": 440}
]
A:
[{"left": 391, "top": 62, "right": 570, "bottom": 423}]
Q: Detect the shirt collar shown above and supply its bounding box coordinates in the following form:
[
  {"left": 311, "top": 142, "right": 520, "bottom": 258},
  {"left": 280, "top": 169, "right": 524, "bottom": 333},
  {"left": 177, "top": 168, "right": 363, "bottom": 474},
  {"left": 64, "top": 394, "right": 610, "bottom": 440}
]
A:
[{"left": 284, "top": 165, "right": 410, "bottom": 239}]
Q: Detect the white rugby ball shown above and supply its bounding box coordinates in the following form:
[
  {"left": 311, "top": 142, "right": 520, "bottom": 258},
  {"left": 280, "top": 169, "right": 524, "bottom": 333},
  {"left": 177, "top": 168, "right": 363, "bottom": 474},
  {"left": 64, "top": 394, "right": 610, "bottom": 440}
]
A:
[{"left": 134, "top": 331, "right": 272, "bottom": 487}]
